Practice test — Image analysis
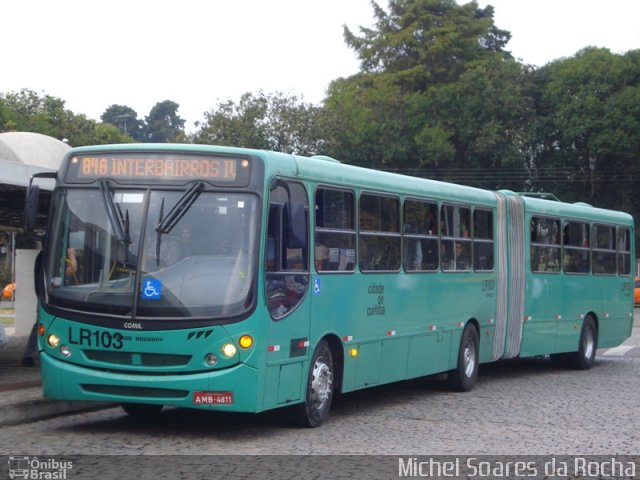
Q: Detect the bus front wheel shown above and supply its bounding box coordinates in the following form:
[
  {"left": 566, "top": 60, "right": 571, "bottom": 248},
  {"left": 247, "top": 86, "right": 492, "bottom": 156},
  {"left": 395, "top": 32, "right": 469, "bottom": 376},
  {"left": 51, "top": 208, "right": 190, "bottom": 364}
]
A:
[
  {"left": 447, "top": 324, "right": 479, "bottom": 392},
  {"left": 292, "top": 340, "right": 334, "bottom": 428}
]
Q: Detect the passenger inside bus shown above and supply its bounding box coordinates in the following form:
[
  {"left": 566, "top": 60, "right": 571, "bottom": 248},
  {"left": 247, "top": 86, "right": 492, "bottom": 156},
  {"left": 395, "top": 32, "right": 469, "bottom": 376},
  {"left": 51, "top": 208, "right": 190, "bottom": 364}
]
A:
[
  {"left": 65, "top": 247, "right": 79, "bottom": 283},
  {"left": 443, "top": 242, "right": 470, "bottom": 271},
  {"left": 403, "top": 223, "right": 423, "bottom": 271},
  {"left": 536, "top": 248, "right": 560, "bottom": 272}
]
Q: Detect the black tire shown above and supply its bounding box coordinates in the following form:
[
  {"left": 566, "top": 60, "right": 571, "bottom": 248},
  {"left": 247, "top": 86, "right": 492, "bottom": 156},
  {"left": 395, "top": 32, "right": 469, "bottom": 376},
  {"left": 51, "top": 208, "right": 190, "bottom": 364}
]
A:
[
  {"left": 567, "top": 316, "right": 597, "bottom": 370},
  {"left": 121, "top": 403, "right": 164, "bottom": 418},
  {"left": 292, "top": 340, "right": 334, "bottom": 428},
  {"left": 447, "top": 324, "right": 479, "bottom": 392}
]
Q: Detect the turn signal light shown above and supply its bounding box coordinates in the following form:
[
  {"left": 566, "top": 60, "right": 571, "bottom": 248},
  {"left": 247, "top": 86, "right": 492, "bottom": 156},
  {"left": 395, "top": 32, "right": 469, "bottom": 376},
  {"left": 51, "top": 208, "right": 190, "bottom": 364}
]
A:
[
  {"left": 239, "top": 335, "right": 253, "bottom": 349},
  {"left": 38, "top": 323, "right": 45, "bottom": 336}
]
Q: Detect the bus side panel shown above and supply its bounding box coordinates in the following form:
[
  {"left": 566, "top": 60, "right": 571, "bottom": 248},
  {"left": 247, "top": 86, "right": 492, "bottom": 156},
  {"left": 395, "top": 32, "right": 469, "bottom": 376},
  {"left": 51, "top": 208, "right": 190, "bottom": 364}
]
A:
[
  {"left": 597, "top": 276, "right": 634, "bottom": 349},
  {"left": 555, "top": 273, "right": 593, "bottom": 353},
  {"left": 263, "top": 294, "right": 311, "bottom": 411},
  {"left": 521, "top": 273, "right": 563, "bottom": 356},
  {"left": 310, "top": 273, "right": 458, "bottom": 393}
]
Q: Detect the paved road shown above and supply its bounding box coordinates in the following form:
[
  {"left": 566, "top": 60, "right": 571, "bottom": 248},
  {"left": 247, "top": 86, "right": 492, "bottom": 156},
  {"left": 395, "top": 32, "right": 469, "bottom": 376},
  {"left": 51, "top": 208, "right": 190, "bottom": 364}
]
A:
[
  {"left": 2, "top": 323, "right": 639, "bottom": 479},
  {"left": 2, "top": 353, "right": 638, "bottom": 456}
]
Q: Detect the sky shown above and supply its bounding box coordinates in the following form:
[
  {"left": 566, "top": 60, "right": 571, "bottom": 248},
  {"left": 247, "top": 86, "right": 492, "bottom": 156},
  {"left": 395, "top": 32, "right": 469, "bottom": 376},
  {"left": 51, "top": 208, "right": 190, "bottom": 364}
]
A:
[{"left": 2, "top": 0, "right": 640, "bottom": 132}]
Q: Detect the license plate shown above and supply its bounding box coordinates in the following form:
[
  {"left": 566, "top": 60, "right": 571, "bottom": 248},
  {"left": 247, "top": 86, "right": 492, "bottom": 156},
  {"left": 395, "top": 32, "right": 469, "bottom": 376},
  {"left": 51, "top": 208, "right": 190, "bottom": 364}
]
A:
[{"left": 193, "top": 391, "right": 233, "bottom": 405}]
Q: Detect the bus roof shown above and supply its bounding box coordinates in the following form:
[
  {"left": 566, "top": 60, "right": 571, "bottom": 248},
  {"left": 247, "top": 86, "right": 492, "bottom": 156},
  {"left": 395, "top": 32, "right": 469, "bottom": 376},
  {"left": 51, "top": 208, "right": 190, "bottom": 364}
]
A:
[
  {"left": 61, "top": 144, "right": 634, "bottom": 224},
  {"left": 517, "top": 193, "right": 634, "bottom": 225}
]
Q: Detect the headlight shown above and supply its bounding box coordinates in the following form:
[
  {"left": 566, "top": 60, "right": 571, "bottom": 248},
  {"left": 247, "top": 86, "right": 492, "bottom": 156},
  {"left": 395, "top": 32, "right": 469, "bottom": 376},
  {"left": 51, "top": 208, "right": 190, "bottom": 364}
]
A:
[
  {"left": 47, "top": 334, "right": 60, "bottom": 348},
  {"left": 205, "top": 353, "right": 218, "bottom": 366},
  {"left": 221, "top": 343, "right": 237, "bottom": 358}
]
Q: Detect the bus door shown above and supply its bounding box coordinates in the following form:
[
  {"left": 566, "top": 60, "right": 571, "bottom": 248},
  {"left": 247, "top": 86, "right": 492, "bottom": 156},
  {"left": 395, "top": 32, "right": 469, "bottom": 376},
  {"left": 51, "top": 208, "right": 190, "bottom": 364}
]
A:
[
  {"left": 263, "top": 179, "right": 311, "bottom": 410},
  {"left": 557, "top": 221, "right": 592, "bottom": 352},
  {"left": 523, "top": 216, "right": 563, "bottom": 355}
]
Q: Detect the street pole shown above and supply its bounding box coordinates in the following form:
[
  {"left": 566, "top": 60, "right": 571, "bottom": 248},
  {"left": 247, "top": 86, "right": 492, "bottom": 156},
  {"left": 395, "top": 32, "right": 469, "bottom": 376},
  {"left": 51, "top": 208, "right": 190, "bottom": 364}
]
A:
[{"left": 10, "top": 232, "right": 15, "bottom": 305}]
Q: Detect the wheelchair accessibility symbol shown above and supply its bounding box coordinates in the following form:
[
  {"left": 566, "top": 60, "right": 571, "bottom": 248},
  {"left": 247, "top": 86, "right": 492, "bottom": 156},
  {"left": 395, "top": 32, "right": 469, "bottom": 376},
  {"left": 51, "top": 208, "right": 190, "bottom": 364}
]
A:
[
  {"left": 141, "top": 279, "right": 162, "bottom": 300},
  {"left": 313, "top": 278, "right": 321, "bottom": 295}
]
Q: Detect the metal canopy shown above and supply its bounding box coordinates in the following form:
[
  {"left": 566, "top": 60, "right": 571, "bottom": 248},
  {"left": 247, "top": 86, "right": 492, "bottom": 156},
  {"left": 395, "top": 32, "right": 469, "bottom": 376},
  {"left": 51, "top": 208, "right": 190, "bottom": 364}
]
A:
[{"left": 0, "top": 132, "right": 68, "bottom": 231}]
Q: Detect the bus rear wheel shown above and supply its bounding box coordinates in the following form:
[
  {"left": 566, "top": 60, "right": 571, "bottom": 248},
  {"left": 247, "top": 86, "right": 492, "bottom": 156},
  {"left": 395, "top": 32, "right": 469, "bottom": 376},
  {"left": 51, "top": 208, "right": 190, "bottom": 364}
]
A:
[
  {"left": 292, "top": 340, "right": 334, "bottom": 428},
  {"left": 447, "top": 324, "right": 479, "bottom": 392},
  {"left": 567, "top": 316, "right": 597, "bottom": 370}
]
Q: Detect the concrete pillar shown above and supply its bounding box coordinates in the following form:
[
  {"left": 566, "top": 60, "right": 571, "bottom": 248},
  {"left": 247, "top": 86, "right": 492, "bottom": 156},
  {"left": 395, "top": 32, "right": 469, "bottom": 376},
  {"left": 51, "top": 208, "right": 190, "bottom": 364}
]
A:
[{"left": 15, "top": 249, "right": 39, "bottom": 336}]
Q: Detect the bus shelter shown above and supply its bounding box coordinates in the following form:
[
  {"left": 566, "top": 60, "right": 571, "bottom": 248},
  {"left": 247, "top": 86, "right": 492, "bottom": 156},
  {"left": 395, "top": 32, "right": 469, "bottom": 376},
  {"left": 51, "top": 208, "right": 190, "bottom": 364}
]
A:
[{"left": 0, "top": 132, "right": 69, "bottom": 336}]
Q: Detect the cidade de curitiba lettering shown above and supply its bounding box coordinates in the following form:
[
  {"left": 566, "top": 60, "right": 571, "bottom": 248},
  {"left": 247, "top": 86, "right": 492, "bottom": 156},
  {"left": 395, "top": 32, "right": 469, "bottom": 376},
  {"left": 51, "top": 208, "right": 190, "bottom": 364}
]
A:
[
  {"left": 367, "top": 283, "right": 385, "bottom": 316},
  {"left": 397, "top": 457, "right": 637, "bottom": 478}
]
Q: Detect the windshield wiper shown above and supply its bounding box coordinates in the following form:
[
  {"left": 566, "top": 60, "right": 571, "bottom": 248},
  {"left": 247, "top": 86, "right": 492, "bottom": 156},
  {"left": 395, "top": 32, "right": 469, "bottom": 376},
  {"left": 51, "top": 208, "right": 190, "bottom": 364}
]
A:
[
  {"left": 99, "top": 180, "right": 130, "bottom": 245},
  {"left": 154, "top": 181, "right": 205, "bottom": 265}
]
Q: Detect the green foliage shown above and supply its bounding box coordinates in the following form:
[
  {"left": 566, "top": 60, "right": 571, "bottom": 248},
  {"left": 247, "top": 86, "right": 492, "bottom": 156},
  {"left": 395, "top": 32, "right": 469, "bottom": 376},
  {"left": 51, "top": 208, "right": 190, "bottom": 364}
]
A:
[
  {"left": 420, "top": 57, "right": 535, "bottom": 187},
  {"left": 531, "top": 48, "right": 640, "bottom": 216},
  {"left": 344, "top": 0, "right": 511, "bottom": 87},
  {"left": 144, "top": 100, "right": 185, "bottom": 143},
  {"left": 323, "top": 74, "right": 415, "bottom": 168},
  {"left": 326, "top": 0, "right": 532, "bottom": 190},
  {"left": 101, "top": 105, "right": 144, "bottom": 141},
  {"left": 191, "top": 92, "right": 324, "bottom": 155},
  {"left": 0, "top": 89, "right": 132, "bottom": 146}
]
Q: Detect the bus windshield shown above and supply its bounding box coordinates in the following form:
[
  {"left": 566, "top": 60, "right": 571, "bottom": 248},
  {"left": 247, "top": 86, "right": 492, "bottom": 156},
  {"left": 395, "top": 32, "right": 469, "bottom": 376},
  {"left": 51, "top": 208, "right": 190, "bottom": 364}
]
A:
[{"left": 45, "top": 186, "right": 257, "bottom": 320}]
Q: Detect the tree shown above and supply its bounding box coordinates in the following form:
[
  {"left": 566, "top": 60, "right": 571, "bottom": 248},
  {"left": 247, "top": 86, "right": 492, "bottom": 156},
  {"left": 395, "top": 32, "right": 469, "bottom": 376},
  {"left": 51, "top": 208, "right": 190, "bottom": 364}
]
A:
[
  {"left": 191, "top": 92, "right": 324, "bottom": 155},
  {"left": 323, "top": 0, "right": 532, "bottom": 185},
  {"left": 343, "top": 0, "right": 511, "bottom": 88},
  {"left": 530, "top": 48, "right": 640, "bottom": 213},
  {"left": 416, "top": 57, "right": 535, "bottom": 188},
  {"left": 101, "top": 105, "right": 143, "bottom": 141},
  {"left": 0, "top": 88, "right": 131, "bottom": 146},
  {"left": 144, "top": 100, "right": 185, "bottom": 143}
]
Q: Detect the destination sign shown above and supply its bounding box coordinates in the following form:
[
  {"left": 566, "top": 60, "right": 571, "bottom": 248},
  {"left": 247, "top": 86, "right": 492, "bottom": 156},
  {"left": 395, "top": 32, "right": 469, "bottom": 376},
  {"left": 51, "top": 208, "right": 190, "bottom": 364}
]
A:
[{"left": 64, "top": 153, "right": 251, "bottom": 185}]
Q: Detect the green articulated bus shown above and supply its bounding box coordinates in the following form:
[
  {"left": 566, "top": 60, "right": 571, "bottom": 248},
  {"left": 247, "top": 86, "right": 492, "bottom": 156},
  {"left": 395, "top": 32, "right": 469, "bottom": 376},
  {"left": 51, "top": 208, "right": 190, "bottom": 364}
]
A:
[{"left": 25, "top": 144, "right": 635, "bottom": 427}]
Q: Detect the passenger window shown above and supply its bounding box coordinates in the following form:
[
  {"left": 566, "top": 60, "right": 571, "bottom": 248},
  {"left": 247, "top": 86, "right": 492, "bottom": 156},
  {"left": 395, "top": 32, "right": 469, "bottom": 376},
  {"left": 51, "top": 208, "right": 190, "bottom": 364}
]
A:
[
  {"left": 359, "top": 194, "right": 400, "bottom": 272},
  {"left": 441, "top": 204, "right": 471, "bottom": 271},
  {"left": 592, "top": 224, "right": 616, "bottom": 275},
  {"left": 563, "top": 221, "right": 590, "bottom": 274},
  {"left": 473, "top": 209, "right": 494, "bottom": 271},
  {"left": 315, "top": 188, "right": 356, "bottom": 272},
  {"left": 530, "top": 217, "right": 561, "bottom": 273},
  {"left": 403, "top": 199, "right": 438, "bottom": 271},
  {"left": 617, "top": 227, "right": 631, "bottom": 275},
  {"left": 265, "top": 180, "right": 309, "bottom": 319}
]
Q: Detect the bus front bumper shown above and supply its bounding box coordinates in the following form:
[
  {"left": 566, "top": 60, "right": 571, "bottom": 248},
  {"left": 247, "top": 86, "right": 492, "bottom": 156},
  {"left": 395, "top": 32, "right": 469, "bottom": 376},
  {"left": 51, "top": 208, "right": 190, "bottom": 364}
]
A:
[{"left": 40, "top": 353, "right": 260, "bottom": 413}]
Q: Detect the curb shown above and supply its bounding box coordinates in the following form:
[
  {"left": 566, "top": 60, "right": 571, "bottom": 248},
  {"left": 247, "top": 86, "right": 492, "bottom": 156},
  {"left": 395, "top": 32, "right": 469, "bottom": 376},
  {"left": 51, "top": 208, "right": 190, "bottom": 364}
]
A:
[{"left": 0, "top": 389, "right": 114, "bottom": 427}]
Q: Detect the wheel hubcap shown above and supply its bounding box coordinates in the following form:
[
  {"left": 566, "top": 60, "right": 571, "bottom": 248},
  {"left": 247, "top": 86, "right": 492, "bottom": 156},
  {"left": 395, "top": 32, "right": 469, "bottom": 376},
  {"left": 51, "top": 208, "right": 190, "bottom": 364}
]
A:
[
  {"left": 463, "top": 343, "right": 476, "bottom": 378},
  {"left": 310, "top": 359, "right": 333, "bottom": 409},
  {"left": 583, "top": 328, "right": 595, "bottom": 359}
]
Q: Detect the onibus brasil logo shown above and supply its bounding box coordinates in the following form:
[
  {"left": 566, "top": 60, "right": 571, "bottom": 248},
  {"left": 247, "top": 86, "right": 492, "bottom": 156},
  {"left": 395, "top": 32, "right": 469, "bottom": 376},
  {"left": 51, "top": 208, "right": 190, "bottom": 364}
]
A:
[{"left": 8, "top": 456, "right": 73, "bottom": 479}]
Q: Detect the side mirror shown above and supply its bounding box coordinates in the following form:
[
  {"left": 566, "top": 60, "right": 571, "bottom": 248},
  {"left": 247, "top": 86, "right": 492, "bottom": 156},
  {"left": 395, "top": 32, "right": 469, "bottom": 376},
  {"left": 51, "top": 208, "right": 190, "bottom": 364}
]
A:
[
  {"left": 24, "top": 172, "right": 56, "bottom": 233},
  {"left": 24, "top": 184, "right": 40, "bottom": 232}
]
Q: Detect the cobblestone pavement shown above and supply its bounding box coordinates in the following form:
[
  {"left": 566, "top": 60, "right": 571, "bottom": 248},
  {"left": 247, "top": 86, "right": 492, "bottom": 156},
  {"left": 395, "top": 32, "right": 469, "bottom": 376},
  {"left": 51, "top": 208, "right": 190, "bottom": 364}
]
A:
[
  {"left": 1, "top": 353, "right": 638, "bottom": 457},
  {"left": 2, "top": 327, "right": 639, "bottom": 479}
]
